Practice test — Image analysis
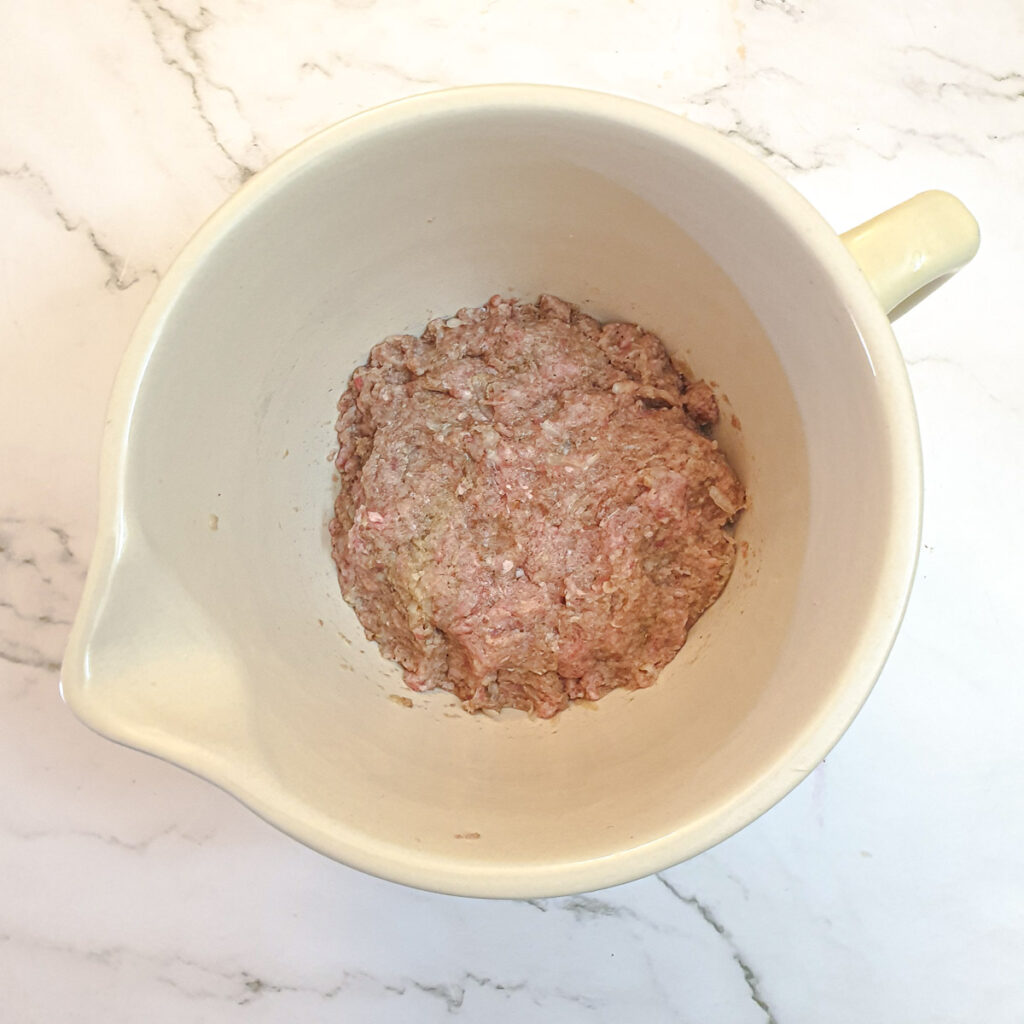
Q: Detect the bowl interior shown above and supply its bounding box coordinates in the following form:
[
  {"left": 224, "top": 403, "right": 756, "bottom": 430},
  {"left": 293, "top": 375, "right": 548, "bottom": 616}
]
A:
[{"left": 70, "top": 92, "right": 912, "bottom": 896}]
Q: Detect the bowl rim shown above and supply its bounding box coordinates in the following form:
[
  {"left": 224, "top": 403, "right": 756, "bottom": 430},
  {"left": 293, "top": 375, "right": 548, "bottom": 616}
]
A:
[{"left": 61, "top": 83, "right": 923, "bottom": 898}]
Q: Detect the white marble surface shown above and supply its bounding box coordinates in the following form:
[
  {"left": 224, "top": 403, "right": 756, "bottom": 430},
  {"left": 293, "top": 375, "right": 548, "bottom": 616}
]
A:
[{"left": 3, "top": 0, "right": 1023, "bottom": 1019}]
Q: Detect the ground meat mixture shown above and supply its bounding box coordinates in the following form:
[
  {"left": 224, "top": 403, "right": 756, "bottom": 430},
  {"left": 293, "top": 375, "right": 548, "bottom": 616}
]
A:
[{"left": 330, "top": 295, "right": 745, "bottom": 718}]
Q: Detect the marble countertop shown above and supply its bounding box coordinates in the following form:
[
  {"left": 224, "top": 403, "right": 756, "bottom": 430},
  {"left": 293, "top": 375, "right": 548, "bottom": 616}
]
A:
[{"left": 3, "top": 1, "right": 1022, "bottom": 1020}]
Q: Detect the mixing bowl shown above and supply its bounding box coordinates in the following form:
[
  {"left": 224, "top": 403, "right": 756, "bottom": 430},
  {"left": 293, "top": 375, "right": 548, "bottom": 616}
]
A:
[{"left": 62, "top": 85, "right": 979, "bottom": 897}]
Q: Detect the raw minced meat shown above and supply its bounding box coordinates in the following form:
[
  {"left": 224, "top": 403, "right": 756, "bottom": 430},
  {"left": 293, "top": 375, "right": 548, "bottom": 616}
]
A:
[{"left": 329, "top": 294, "right": 745, "bottom": 718}]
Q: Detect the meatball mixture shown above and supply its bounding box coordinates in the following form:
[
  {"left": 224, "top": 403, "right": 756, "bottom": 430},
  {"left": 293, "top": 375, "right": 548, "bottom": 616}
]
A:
[{"left": 330, "top": 295, "right": 745, "bottom": 717}]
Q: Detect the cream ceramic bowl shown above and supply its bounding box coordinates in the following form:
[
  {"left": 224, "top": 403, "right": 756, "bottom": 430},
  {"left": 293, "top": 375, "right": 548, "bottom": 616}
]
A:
[{"left": 62, "top": 86, "right": 979, "bottom": 898}]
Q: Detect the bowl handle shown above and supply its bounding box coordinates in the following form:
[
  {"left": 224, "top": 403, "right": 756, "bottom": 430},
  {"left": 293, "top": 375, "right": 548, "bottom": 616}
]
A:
[{"left": 840, "top": 190, "right": 980, "bottom": 318}]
